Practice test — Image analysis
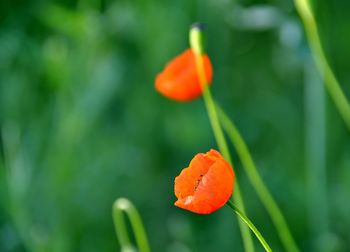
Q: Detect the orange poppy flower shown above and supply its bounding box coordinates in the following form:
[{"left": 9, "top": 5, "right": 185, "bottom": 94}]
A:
[
  {"left": 174, "top": 149, "right": 234, "bottom": 214},
  {"left": 155, "top": 48, "right": 213, "bottom": 101}
]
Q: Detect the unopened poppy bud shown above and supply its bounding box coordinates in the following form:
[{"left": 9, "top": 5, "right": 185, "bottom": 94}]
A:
[{"left": 190, "top": 23, "right": 206, "bottom": 55}]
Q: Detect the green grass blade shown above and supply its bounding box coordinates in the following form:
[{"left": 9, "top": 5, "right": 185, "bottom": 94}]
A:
[
  {"left": 217, "top": 106, "right": 299, "bottom": 252},
  {"left": 295, "top": 0, "right": 350, "bottom": 132},
  {"left": 112, "top": 198, "right": 151, "bottom": 252}
]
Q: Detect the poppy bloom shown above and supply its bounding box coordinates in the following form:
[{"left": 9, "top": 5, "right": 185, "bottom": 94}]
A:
[
  {"left": 155, "top": 49, "right": 213, "bottom": 101},
  {"left": 174, "top": 149, "right": 235, "bottom": 214}
]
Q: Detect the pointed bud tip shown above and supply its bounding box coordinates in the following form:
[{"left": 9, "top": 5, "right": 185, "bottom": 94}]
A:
[
  {"left": 191, "top": 22, "right": 206, "bottom": 31},
  {"left": 189, "top": 22, "right": 206, "bottom": 55}
]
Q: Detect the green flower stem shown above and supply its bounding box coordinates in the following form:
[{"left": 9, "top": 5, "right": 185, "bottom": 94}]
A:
[
  {"left": 112, "top": 198, "right": 151, "bottom": 252},
  {"left": 295, "top": 0, "right": 350, "bottom": 132},
  {"left": 217, "top": 106, "right": 299, "bottom": 252},
  {"left": 190, "top": 24, "right": 255, "bottom": 252},
  {"left": 227, "top": 200, "right": 272, "bottom": 252}
]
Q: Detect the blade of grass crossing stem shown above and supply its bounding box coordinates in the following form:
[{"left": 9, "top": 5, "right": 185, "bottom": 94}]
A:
[
  {"left": 112, "top": 198, "right": 151, "bottom": 252},
  {"left": 217, "top": 106, "right": 299, "bottom": 252},
  {"left": 227, "top": 200, "right": 272, "bottom": 252},
  {"left": 295, "top": 0, "right": 350, "bottom": 132},
  {"left": 190, "top": 24, "right": 255, "bottom": 252}
]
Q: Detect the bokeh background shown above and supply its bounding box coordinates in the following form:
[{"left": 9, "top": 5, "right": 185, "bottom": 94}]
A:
[{"left": 0, "top": 0, "right": 350, "bottom": 251}]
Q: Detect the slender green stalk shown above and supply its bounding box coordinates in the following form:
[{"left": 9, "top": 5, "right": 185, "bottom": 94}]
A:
[
  {"left": 304, "top": 60, "right": 329, "bottom": 246},
  {"left": 226, "top": 200, "right": 272, "bottom": 252},
  {"left": 190, "top": 24, "right": 255, "bottom": 252},
  {"left": 217, "top": 106, "right": 299, "bottom": 252},
  {"left": 112, "top": 198, "right": 151, "bottom": 252},
  {"left": 295, "top": 0, "right": 350, "bottom": 132}
]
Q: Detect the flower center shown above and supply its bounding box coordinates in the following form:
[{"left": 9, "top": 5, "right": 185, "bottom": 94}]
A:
[{"left": 194, "top": 174, "right": 204, "bottom": 191}]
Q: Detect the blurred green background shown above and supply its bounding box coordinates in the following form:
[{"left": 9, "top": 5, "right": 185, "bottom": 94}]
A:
[{"left": 0, "top": 0, "right": 350, "bottom": 251}]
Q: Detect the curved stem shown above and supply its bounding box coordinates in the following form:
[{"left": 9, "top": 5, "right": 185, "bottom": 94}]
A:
[
  {"left": 227, "top": 200, "right": 272, "bottom": 252},
  {"left": 295, "top": 0, "right": 350, "bottom": 132},
  {"left": 112, "top": 198, "right": 151, "bottom": 252},
  {"left": 190, "top": 24, "right": 255, "bottom": 252},
  {"left": 217, "top": 106, "right": 299, "bottom": 252}
]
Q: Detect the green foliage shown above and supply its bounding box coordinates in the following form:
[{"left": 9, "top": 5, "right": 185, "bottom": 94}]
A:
[{"left": 0, "top": 0, "right": 349, "bottom": 251}]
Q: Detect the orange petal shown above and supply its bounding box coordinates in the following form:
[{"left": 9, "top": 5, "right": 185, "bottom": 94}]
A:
[
  {"left": 155, "top": 49, "right": 213, "bottom": 101},
  {"left": 174, "top": 149, "right": 234, "bottom": 214}
]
